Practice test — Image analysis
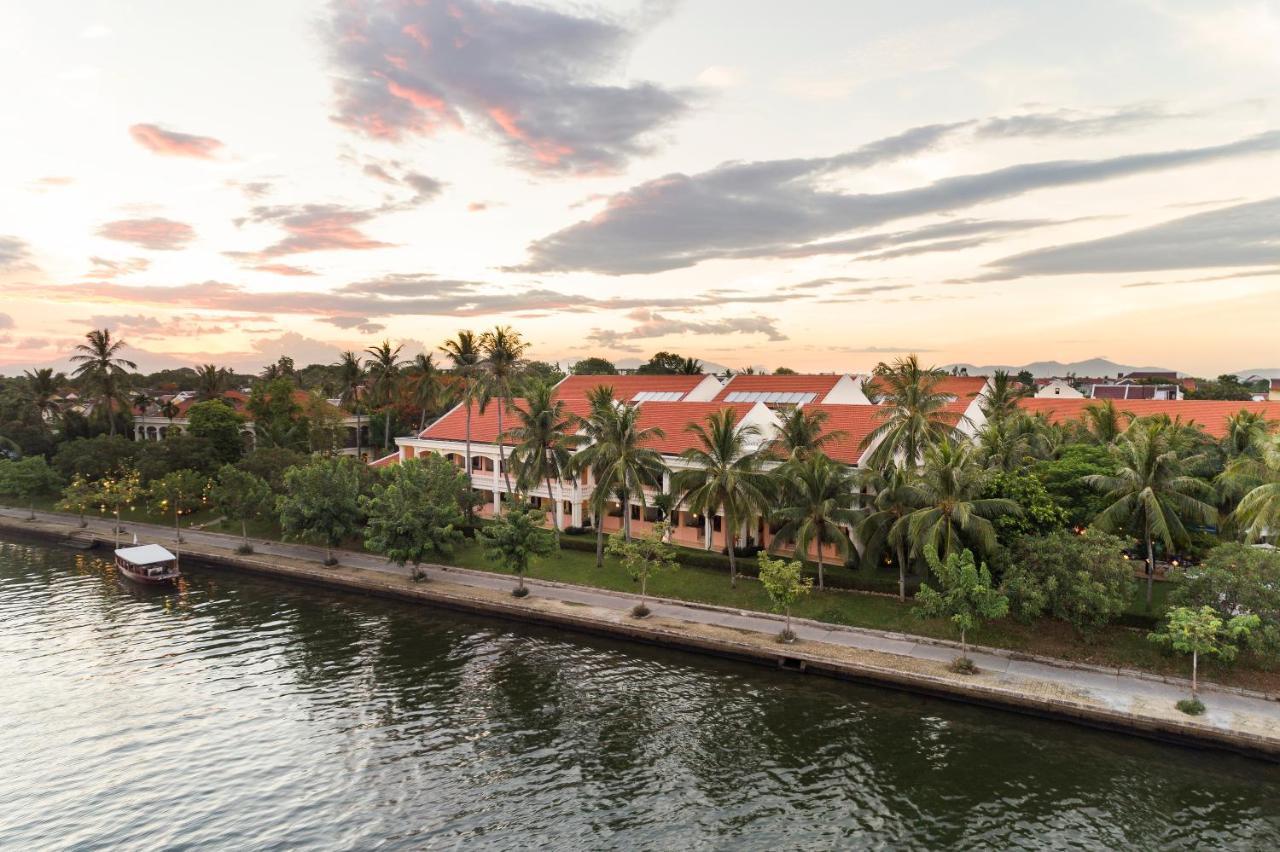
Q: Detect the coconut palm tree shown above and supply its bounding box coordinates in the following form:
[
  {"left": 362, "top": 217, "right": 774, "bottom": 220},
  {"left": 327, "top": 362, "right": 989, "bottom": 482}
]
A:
[
  {"left": 1086, "top": 420, "right": 1218, "bottom": 607},
  {"left": 678, "top": 357, "right": 704, "bottom": 375},
  {"left": 131, "top": 391, "right": 153, "bottom": 416},
  {"left": 364, "top": 340, "right": 404, "bottom": 451},
  {"left": 976, "top": 413, "right": 1039, "bottom": 472},
  {"left": 506, "top": 381, "right": 582, "bottom": 530},
  {"left": 674, "top": 409, "right": 771, "bottom": 587},
  {"left": 570, "top": 386, "right": 667, "bottom": 561},
  {"left": 405, "top": 352, "right": 449, "bottom": 432},
  {"left": 479, "top": 326, "right": 528, "bottom": 497},
  {"left": 771, "top": 406, "right": 844, "bottom": 461},
  {"left": 1080, "top": 400, "right": 1132, "bottom": 444},
  {"left": 768, "top": 453, "right": 858, "bottom": 590},
  {"left": 442, "top": 330, "right": 487, "bottom": 518},
  {"left": 893, "top": 439, "right": 1020, "bottom": 565},
  {"left": 334, "top": 351, "right": 365, "bottom": 458},
  {"left": 1222, "top": 409, "right": 1271, "bottom": 460},
  {"left": 860, "top": 354, "right": 963, "bottom": 470},
  {"left": 854, "top": 462, "right": 918, "bottom": 601},
  {"left": 194, "top": 364, "right": 229, "bottom": 401},
  {"left": 69, "top": 329, "right": 136, "bottom": 437},
  {"left": 978, "top": 369, "right": 1026, "bottom": 424},
  {"left": 159, "top": 398, "right": 180, "bottom": 433},
  {"left": 1220, "top": 434, "right": 1280, "bottom": 544},
  {"left": 24, "top": 368, "right": 64, "bottom": 427}
]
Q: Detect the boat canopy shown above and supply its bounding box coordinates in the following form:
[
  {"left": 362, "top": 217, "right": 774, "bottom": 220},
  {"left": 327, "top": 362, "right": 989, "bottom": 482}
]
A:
[{"left": 115, "top": 544, "right": 177, "bottom": 565}]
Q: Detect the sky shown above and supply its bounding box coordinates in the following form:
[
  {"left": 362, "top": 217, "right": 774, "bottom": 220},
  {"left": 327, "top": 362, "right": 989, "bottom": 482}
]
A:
[{"left": 1, "top": 0, "right": 1278, "bottom": 376}]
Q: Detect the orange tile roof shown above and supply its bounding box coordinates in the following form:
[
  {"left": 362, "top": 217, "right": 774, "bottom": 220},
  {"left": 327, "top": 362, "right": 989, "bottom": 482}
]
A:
[
  {"left": 369, "top": 452, "right": 400, "bottom": 468},
  {"left": 1016, "top": 398, "right": 1280, "bottom": 438},
  {"left": 864, "top": 374, "right": 986, "bottom": 414},
  {"left": 712, "top": 373, "right": 843, "bottom": 402},
  {"left": 801, "top": 404, "right": 885, "bottom": 464},
  {"left": 554, "top": 373, "right": 709, "bottom": 403},
  {"left": 632, "top": 402, "right": 756, "bottom": 455},
  {"left": 419, "top": 397, "right": 595, "bottom": 446}
]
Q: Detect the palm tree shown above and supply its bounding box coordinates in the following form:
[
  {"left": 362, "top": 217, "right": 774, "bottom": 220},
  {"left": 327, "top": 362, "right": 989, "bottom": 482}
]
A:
[
  {"left": 506, "top": 381, "right": 582, "bottom": 530},
  {"left": 159, "top": 398, "right": 180, "bottom": 433},
  {"left": 334, "top": 351, "right": 365, "bottom": 458},
  {"left": 570, "top": 387, "right": 667, "bottom": 561},
  {"left": 893, "top": 439, "right": 1020, "bottom": 565},
  {"left": 1080, "top": 400, "right": 1132, "bottom": 444},
  {"left": 1222, "top": 409, "right": 1271, "bottom": 460},
  {"left": 131, "top": 391, "right": 153, "bottom": 416},
  {"left": 768, "top": 453, "right": 858, "bottom": 590},
  {"left": 442, "top": 330, "right": 487, "bottom": 519},
  {"left": 194, "top": 364, "right": 229, "bottom": 401},
  {"left": 854, "top": 462, "right": 918, "bottom": 601},
  {"left": 1218, "top": 433, "right": 1280, "bottom": 544},
  {"left": 69, "top": 329, "right": 136, "bottom": 437},
  {"left": 480, "top": 326, "right": 529, "bottom": 497},
  {"left": 674, "top": 409, "right": 770, "bottom": 587},
  {"left": 861, "top": 354, "right": 963, "bottom": 470},
  {"left": 976, "top": 414, "right": 1038, "bottom": 472},
  {"left": 24, "top": 368, "right": 63, "bottom": 426},
  {"left": 772, "top": 406, "right": 844, "bottom": 460},
  {"left": 1086, "top": 420, "right": 1218, "bottom": 607},
  {"left": 364, "top": 340, "right": 404, "bottom": 451},
  {"left": 978, "top": 369, "right": 1026, "bottom": 424},
  {"left": 405, "top": 352, "right": 449, "bottom": 432},
  {"left": 678, "top": 357, "right": 703, "bottom": 375}
]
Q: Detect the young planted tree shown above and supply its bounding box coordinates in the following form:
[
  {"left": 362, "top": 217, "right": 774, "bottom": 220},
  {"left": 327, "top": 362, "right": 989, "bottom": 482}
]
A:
[
  {"left": 478, "top": 501, "right": 557, "bottom": 597},
  {"left": 0, "top": 456, "right": 63, "bottom": 520},
  {"left": 149, "top": 469, "right": 208, "bottom": 549},
  {"left": 94, "top": 469, "right": 141, "bottom": 546},
  {"left": 757, "top": 552, "right": 813, "bottom": 643},
  {"left": 1149, "top": 605, "right": 1259, "bottom": 714},
  {"left": 606, "top": 521, "right": 679, "bottom": 617},
  {"left": 361, "top": 456, "right": 467, "bottom": 581},
  {"left": 209, "top": 464, "right": 274, "bottom": 553},
  {"left": 675, "top": 409, "right": 770, "bottom": 587},
  {"left": 277, "top": 456, "right": 363, "bottom": 565},
  {"left": 915, "top": 549, "right": 1009, "bottom": 673},
  {"left": 57, "top": 473, "right": 96, "bottom": 527},
  {"left": 768, "top": 453, "right": 857, "bottom": 590}
]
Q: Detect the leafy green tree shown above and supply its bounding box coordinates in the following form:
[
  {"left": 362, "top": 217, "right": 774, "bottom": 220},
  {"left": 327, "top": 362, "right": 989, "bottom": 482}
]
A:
[
  {"left": 57, "top": 473, "right": 96, "bottom": 527},
  {"left": 69, "top": 328, "right": 136, "bottom": 437},
  {"left": 570, "top": 357, "right": 617, "bottom": 375},
  {"left": 186, "top": 400, "right": 246, "bottom": 464},
  {"left": 768, "top": 453, "right": 857, "bottom": 590},
  {"left": 94, "top": 469, "right": 141, "bottom": 546},
  {"left": 1087, "top": 420, "right": 1217, "bottom": 607},
  {"left": 915, "top": 549, "right": 1009, "bottom": 670},
  {"left": 361, "top": 456, "right": 467, "bottom": 581},
  {"left": 1170, "top": 543, "right": 1280, "bottom": 657},
  {"left": 479, "top": 501, "right": 557, "bottom": 596},
  {"left": 52, "top": 435, "right": 139, "bottom": 482},
  {"left": 149, "top": 469, "right": 208, "bottom": 546},
  {"left": 0, "top": 456, "right": 62, "bottom": 519},
  {"left": 1186, "top": 374, "right": 1255, "bottom": 401},
  {"left": 635, "top": 351, "right": 687, "bottom": 375},
  {"left": 136, "top": 434, "right": 220, "bottom": 483},
  {"left": 1149, "top": 605, "right": 1259, "bottom": 708},
  {"left": 861, "top": 354, "right": 964, "bottom": 470},
  {"left": 757, "top": 552, "right": 813, "bottom": 642},
  {"left": 675, "top": 409, "right": 770, "bottom": 587},
  {"left": 519, "top": 360, "right": 566, "bottom": 390},
  {"left": 981, "top": 469, "right": 1067, "bottom": 539},
  {"left": 236, "top": 446, "right": 307, "bottom": 493},
  {"left": 998, "top": 530, "right": 1132, "bottom": 636},
  {"left": 1032, "top": 443, "right": 1117, "bottom": 528},
  {"left": 209, "top": 465, "right": 274, "bottom": 553},
  {"left": 606, "top": 521, "right": 679, "bottom": 617},
  {"left": 277, "top": 456, "right": 363, "bottom": 565},
  {"left": 248, "top": 377, "right": 308, "bottom": 452},
  {"left": 854, "top": 462, "right": 917, "bottom": 601},
  {"left": 773, "top": 366, "right": 797, "bottom": 375}
]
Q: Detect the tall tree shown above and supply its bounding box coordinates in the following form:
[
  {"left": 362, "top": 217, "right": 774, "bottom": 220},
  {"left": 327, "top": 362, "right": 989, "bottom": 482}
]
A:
[
  {"left": 405, "top": 352, "right": 449, "bottom": 432},
  {"left": 978, "top": 369, "right": 1026, "bottom": 424},
  {"left": 768, "top": 453, "right": 857, "bottom": 590},
  {"left": 570, "top": 386, "right": 666, "bottom": 559},
  {"left": 854, "top": 462, "right": 917, "bottom": 601},
  {"left": 364, "top": 340, "right": 404, "bottom": 451},
  {"left": 441, "top": 330, "right": 487, "bottom": 519},
  {"left": 1086, "top": 420, "right": 1218, "bottom": 607},
  {"left": 1080, "top": 400, "right": 1132, "bottom": 444},
  {"left": 674, "top": 409, "right": 770, "bottom": 587},
  {"left": 771, "top": 406, "right": 843, "bottom": 461},
  {"left": 1222, "top": 409, "right": 1272, "bottom": 460},
  {"left": 69, "top": 329, "right": 136, "bottom": 437},
  {"left": 479, "top": 326, "right": 528, "bottom": 499},
  {"left": 24, "top": 368, "right": 64, "bottom": 427},
  {"left": 334, "top": 351, "right": 365, "bottom": 458},
  {"left": 209, "top": 464, "right": 273, "bottom": 553},
  {"left": 278, "top": 456, "right": 363, "bottom": 565},
  {"left": 1224, "top": 436, "right": 1280, "bottom": 544},
  {"left": 861, "top": 354, "right": 962, "bottom": 470},
  {"left": 194, "top": 363, "right": 230, "bottom": 401},
  {"left": 506, "top": 380, "right": 581, "bottom": 530},
  {"left": 361, "top": 456, "right": 468, "bottom": 580}
]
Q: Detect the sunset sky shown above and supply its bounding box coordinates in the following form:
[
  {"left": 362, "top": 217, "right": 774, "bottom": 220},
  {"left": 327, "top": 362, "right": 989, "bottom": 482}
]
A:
[{"left": 2, "top": 0, "right": 1278, "bottom": 376}]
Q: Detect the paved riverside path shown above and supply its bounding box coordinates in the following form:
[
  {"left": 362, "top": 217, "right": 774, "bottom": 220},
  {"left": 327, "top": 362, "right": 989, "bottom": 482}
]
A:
[{"left": 4, "top": 506, "right": 1278, "bottom": 740}]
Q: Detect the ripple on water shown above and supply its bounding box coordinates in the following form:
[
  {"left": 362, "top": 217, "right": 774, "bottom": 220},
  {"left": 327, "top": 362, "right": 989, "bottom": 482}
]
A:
[{"left": 1, "top": 540, "right": 1278, "bottom": 851}]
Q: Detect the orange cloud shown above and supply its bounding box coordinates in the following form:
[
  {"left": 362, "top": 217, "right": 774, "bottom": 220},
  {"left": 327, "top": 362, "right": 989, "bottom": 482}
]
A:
[
  {"left": 254, "top": 263, "right": 318, "bottom": 276},
  {"left": 97, "top": 218, "right": 195, "bottom": 250},
  {"left": 129, "top": 123, "right": 224, "bottom": 159}
]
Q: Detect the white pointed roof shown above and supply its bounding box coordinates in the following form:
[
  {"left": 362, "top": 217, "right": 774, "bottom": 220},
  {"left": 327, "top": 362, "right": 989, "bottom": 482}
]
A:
[{"left": 115, "top": 544, "right": 176, "bottom": 565}]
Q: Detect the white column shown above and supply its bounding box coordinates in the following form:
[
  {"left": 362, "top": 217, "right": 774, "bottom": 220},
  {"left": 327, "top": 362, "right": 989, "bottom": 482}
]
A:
[
  {"left": 492, "top": 489, "right": 501, "bottom": 514},
  {"left": 571, "top": 499, "right": 582, "bottom": 527},
  {"left": 704, "top": 514, "right": 713, "bottom": 550},
  {"left": 661, "top": 470, "right": 671, "bottom": 494}
]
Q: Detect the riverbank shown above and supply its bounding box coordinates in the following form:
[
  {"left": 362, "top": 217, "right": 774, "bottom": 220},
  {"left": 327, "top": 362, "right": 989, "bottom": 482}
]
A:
[{"left": 3, "top": 509, "right": 1278, "bottom": 761}]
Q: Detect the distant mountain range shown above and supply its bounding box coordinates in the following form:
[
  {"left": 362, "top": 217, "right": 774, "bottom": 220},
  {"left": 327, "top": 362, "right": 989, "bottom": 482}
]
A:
[{"left": 939, "top": 358, "right": 1176, "bottom": 379}]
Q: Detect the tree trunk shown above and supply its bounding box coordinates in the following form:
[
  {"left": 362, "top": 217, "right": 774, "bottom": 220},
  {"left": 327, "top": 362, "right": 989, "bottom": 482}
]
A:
[
  {"left": 356, "top": 408, "right": 362, "bottom": 459},
  {"left": 326, "top": 544, "right": 334, "bottom": 564},
  {"left": 785, "top": 607, "right": 792, "bottom": 637},
  {"left": 384, "top": 406, "right": 391, "bottom": 451},
  {"left": 517, "top": 571, "right": 525, "bottom": 593},
  {"left": 960, "top": 627, "right": 967, "bottom": 658},
  {"left": 640, "top": 572, "right": 648, "bottom": 607},
  {"left": 1191, "top": 650, "right": 1199, "bottom": 699},
  {"left": 545, "top": 474, "right": 560, "bottom": 531},
  {"left": 241, "top": 519, "right": 249, "bottom": 549},
  {"left": 79, "top": 510, "right": 86, "bottom": 529},
  {"left": 622, "top": 493, "right": 632, "bottom": 542},
  {"left": 725, "top": 507, "right": 737, "bottom": 587},
  {"left": 1145, "top": 532, "right": 1155, "bottom": 609},
  {"left": 816, "top": 547, "right": 825, "bottom": 591},
  {"left": 28, "top": 500, "right": 35, "bottom": 521},
  {"left": 463, "top": 402, "right": 474, "bottom": 522},
  {"left": 497, "top": 399, "right": 513, "bottom": 499},
  {"left": 595, "top": 517, "right": 604, "bottom": 568},
  {"left": 107, "top": 396, "right": 115, "bottom": 437},
  {"left": 897, "top": 542, "right": 907, "bottom": 602}
]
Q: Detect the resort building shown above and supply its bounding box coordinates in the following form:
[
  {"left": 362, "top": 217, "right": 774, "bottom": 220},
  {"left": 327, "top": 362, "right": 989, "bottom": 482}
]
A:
[
  {"left": 1034, "top": 378, "right": 1084, "bottom": 399},
  {"left": 1016, "top": 398, "right": 1280, "bottom": 439}
]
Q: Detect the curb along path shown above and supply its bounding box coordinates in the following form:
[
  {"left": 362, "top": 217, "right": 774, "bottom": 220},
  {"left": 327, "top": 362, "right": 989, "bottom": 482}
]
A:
[{"left": 2, "top": 507, "right": 1278, "bottom": 761}]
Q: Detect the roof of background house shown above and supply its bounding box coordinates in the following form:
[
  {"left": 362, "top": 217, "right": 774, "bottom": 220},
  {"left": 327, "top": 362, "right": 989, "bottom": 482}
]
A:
[
  {"left": 165, "top": 388, "right": 335, "bottom": 417},
  {"left": 712, "top": 373, "right": 844, "bottom": 403},
  {"left": 1016, "top": 398, "right": 1280, "bottom": 438},
  {"left": 631, "top": 402, "right": 757, "bottom": 455},
  {"left": 553, "top": 373, "right": 713, "bottom": 403},
  {"left": 419, "top": 396, "right": 596, "bottom": 445},
  {"left": 800, "top": 404, "right": 885, "bottom": 464}
]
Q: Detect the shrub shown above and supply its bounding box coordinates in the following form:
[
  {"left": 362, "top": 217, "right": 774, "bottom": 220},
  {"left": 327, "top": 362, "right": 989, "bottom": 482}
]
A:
[
  {"left": 1170, "top": 543, "right": 1280, "bottom": 658},
  {"left": 998, "top": 530, "right": 1133, "bottom": 636}
]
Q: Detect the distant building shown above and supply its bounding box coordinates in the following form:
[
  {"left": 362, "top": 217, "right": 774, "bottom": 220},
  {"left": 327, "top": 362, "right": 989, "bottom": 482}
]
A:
[
  {"left": 1271, "top": 379, "right": 1280, "bottom": 402},
  {"left": 1034, "top": 378, "right": 1084, "bottom": 399}
]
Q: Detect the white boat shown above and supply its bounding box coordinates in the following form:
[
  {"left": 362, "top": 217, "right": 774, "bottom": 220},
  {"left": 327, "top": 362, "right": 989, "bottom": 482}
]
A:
[{"left": 114, "top": 544, "right": 180, "bottom": 585}]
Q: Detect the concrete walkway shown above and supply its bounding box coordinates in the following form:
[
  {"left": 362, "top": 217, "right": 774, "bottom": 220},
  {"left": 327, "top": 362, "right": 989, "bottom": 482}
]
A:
[{"left": 4, "top": 506, "right": 1277, "bottom": 738}]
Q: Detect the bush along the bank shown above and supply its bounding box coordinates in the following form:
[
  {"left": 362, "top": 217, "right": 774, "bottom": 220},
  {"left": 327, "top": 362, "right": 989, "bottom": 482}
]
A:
[
  {"left": 361, "top": 455, "right": 467, "bottom": 581},
  {"left": 1169, "top": 543, "right": 1280, "bottom": 660},
  {"left": 277, "top": 456, "right": 363, "bottom": 566},
  {"left": 997, "top": 530, "right": 1133, "bottom": 638}
]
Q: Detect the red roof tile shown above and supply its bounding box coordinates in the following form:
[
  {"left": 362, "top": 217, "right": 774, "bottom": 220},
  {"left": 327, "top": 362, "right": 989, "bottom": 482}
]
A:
[
  {"left": 632, "top": 402, "right": 756, "bottom": 455},
  {"left": 419, "top": 397, "right": 595, "bottom": 445},
  {"left": 801, "top": 404, "right": 885, "bottom": 464},
  {"left": 865, "top": 375, "right": 986, "bottom": 415},
  {"left": 713, "top": 373, "right": 842, "bottom": 402},
  {"left": 554, "top": 374, "right": 710, "bottom": 403},
  {"left": 1016, "top": 398, "right": 1280, "bottom": 439}
]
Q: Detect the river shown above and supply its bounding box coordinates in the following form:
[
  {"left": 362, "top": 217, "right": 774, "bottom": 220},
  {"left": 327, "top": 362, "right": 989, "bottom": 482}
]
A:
[{"left": 1, "top": 537, "right": 1277, "bottom": 850}]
